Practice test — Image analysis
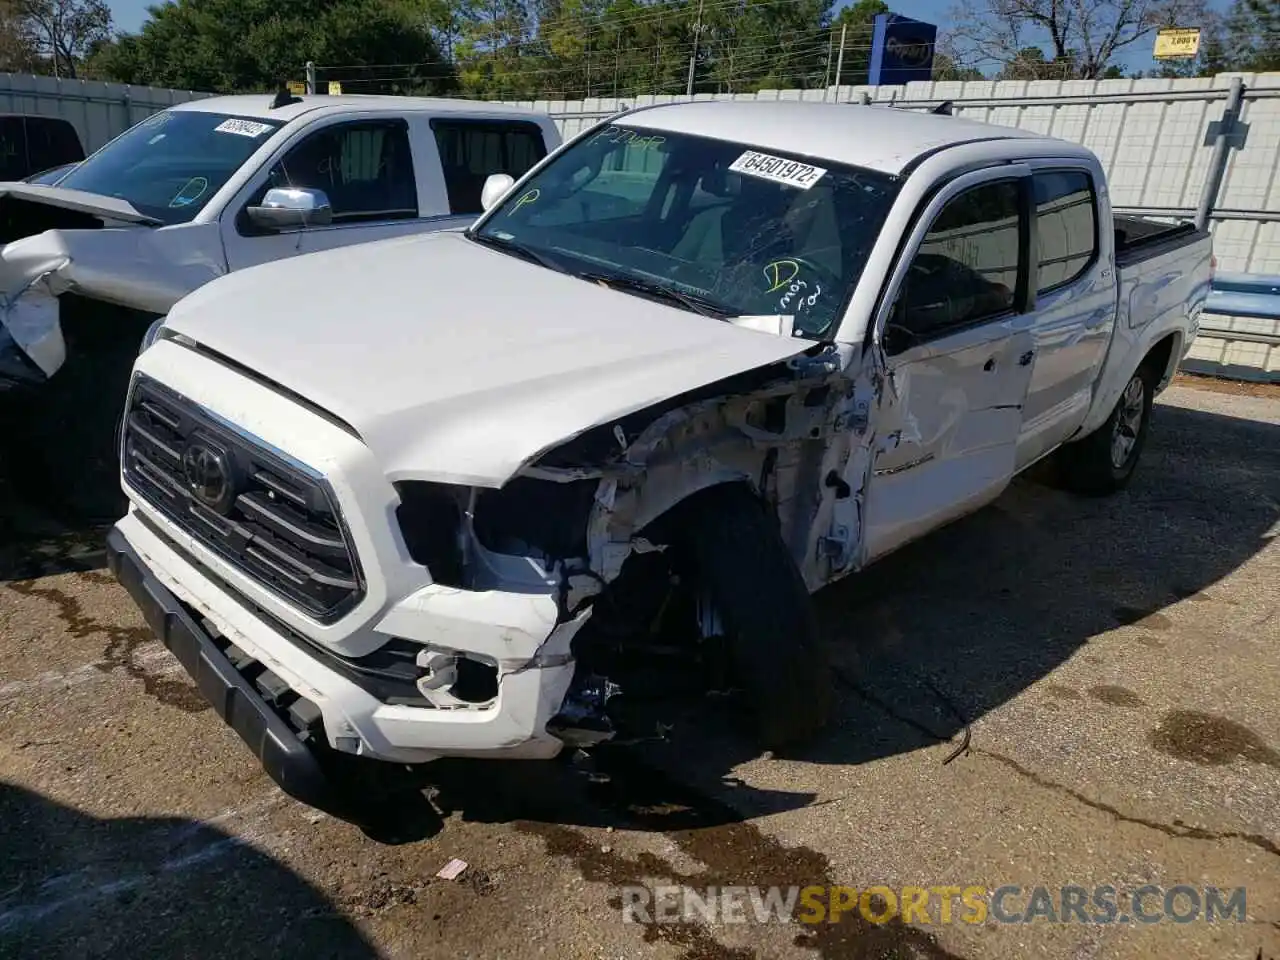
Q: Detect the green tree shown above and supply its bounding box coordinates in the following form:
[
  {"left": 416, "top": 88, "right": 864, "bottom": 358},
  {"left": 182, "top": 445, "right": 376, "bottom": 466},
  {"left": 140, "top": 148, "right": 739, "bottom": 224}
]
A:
[{"left": 93, "top": 0, "right": 454, "bottom": 94}]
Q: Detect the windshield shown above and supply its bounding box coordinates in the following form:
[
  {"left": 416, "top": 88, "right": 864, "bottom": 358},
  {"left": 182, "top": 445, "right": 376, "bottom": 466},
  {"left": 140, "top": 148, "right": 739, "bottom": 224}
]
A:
[
  {"left": 58, "top": 111, "right": 284, "bottom": 225},
  {"left": 473, "top": 123, "right": 900, "bottom": 338}
]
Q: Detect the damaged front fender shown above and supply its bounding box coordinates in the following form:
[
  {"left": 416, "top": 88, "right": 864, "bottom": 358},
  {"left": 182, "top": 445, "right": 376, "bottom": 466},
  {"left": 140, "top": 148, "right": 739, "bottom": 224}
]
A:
[{"left": 0, "top": 223, "right": 225, "bottom": 381}]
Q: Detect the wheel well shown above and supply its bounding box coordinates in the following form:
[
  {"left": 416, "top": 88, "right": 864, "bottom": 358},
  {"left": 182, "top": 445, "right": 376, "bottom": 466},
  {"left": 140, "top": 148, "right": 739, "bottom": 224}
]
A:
[
  {"left": 638, "top": 479, "right": 762, "bottom": 545},
  {"left": 1140, "top": 333, "right": 1179, "bottom": 390}
]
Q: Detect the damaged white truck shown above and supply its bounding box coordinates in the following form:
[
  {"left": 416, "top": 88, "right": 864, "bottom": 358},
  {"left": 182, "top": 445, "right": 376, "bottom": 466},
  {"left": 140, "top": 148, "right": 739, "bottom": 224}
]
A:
[
  {"left": 107, "top": 101, "right": 1210, "bottom": 826},
  {"left": 0, "top": 92, "right": 559, "bottom": 514}
]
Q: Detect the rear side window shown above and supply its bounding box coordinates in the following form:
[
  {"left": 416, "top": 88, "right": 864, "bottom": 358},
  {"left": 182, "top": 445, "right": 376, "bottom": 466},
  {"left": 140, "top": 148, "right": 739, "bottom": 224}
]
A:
[
  {"left": 432, "top": 120, "right": 547, "bottom": 215},
  {"left": 0, "top": 117, "right": 27, "bottom": 180},
  {"left": 1034, "top": 170, "right": 1097, "bottom": 293},
  {"left": 25, "top": 118, "right": 83, "bottom": 173},
  {"left": 894, "top": 180, "right": 1022, "bottom": 344}
]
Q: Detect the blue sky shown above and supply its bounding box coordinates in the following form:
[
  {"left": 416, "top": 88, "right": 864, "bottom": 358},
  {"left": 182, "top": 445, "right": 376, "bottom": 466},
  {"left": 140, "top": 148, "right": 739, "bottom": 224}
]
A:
[{"left": 103, "top": 0, "right": 1218, "bottom": 76}]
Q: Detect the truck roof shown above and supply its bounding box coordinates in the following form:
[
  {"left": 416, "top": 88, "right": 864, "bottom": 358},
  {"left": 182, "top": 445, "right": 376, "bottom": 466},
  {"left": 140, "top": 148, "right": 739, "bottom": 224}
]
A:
[
  {"left": 619, "top": 100, "right": 1061, "bottom": 176},
  {"left": 171, "top": 93, "right": 550, "bottom": 124}
]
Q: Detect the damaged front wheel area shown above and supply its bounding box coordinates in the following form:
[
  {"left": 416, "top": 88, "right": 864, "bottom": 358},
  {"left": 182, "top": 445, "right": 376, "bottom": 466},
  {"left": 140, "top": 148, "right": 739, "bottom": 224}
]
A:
[
  {"left": 666, "top": 483, "right": 834, "bottom": 749},
  {"left": 560, "top": 483, "right": 834, "bottom": 752}
]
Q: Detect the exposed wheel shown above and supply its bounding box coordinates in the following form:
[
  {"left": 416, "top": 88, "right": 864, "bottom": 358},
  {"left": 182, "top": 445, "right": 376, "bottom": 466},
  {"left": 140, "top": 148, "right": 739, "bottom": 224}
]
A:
[
  {"left": 664, "top": 483, "right": 833, "bottom": 749},
  {"left": 1056, "top": 365, "right": 1154, "bottom": 496}
]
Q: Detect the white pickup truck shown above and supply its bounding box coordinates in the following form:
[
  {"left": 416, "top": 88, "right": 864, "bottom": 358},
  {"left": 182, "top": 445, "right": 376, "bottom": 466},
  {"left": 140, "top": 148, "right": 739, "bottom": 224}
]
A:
[
  {"left": 0, "top": 92, "right": 559, "bottom": 513},
  {"left": 107, "top": 101, "right": 1211, "bottom": 826}
]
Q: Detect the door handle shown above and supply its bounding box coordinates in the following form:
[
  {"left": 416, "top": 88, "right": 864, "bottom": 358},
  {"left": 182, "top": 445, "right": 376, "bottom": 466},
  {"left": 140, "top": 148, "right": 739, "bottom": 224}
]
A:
[
  {"left": 1018, "top": 350, "right": 1035, "bottom": 366},
  {"left": 983, "top": 357, "right": 997, "bottom": 372}
]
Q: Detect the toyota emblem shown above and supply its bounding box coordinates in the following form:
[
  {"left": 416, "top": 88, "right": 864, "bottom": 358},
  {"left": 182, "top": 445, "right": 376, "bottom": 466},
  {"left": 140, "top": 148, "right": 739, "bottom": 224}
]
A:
[{"left": 182, "top": 441, "right": 236, "bottom": 513}]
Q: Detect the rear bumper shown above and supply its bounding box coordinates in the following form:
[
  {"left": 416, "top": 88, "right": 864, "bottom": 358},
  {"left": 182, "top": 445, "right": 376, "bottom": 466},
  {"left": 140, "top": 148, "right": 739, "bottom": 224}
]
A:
[{"left": 106, "top": 525, "right": 355, "bottom": 820}]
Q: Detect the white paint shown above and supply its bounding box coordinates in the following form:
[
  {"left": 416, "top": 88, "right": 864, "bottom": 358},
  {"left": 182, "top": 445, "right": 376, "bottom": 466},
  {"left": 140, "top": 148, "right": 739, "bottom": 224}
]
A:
[
  {"left": 0, "top": 96, "right": 562, "bottom": 382},
  {"left": 161, "top": 231, "right": 810, "bottom": 488},
  {"left": 114, "top": 106, "right": 1209, "bottom": 768}
]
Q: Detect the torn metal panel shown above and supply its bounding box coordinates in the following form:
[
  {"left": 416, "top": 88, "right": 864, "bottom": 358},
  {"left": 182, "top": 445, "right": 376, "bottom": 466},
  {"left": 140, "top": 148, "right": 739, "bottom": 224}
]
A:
[{"left": 0, "top": 220, "right": 225, "bottom": 378}]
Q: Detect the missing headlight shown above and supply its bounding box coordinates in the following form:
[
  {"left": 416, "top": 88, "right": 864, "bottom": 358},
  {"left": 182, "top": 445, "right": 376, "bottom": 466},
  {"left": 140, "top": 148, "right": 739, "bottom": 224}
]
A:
[{"left": 394, "top": 481, "right": 468, "bottom": 587}]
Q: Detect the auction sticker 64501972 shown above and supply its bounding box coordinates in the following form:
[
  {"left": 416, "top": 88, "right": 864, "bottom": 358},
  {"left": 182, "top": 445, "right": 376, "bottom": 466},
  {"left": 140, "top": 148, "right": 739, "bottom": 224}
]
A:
[{"left": 728, "top": 151, "right": 827, "bottom": 190}]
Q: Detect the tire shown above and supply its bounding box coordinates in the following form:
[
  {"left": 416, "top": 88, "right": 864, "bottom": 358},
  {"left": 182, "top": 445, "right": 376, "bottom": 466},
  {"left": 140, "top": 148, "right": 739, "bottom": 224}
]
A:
[
  {"left": 666, "top": 483, "right": 833, "bottom": 749},
  {"left": 1056, "top": 364, "right": 1155, "bottom": 496}
]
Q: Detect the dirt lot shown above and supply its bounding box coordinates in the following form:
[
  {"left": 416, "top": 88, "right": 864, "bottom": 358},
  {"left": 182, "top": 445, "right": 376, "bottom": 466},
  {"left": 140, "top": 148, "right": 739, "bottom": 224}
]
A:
[{"left": 1, "top": 381, "right": 1278, "bottom": 960}]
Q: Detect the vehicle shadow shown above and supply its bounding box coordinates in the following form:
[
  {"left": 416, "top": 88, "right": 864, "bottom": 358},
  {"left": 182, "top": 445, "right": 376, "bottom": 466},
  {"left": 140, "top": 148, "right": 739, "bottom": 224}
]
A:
[
  {"left": 0, "top": 781, "right": 377, "bottom": 960},
  {"left": 389, "top": 399, "right": 1279, "bottom": 841}
]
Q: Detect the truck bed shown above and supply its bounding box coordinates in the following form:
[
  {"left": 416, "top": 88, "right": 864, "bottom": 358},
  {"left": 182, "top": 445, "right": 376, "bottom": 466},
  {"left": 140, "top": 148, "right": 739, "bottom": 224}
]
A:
[{"left": 1114, "top": 214, "right": 1207, "bottom": 268}]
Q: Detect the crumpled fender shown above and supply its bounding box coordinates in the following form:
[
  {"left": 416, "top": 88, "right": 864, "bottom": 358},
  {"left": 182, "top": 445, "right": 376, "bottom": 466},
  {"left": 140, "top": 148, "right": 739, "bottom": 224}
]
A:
[{"left": 0, "top": 223, "right": 226, "bottom": 379}]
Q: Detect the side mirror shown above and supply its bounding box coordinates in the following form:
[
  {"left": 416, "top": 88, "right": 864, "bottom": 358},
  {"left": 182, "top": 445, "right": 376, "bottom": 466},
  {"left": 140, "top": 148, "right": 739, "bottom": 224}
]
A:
[
  {"left": 480, "top": 173, "right": 515, "bottom": 212},
  {"left": 246, "top": 186, "right": 333, "bottom": 231}
]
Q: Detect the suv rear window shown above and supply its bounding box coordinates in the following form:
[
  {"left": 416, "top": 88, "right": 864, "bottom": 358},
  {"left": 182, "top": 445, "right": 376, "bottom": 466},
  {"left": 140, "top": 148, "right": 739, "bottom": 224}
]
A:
[
  {"left": 1034, "top": 170, "right": 1097, "bottom": 293},
  {"left": 433, "top": 120, "right": 547, "bottom": 215}
]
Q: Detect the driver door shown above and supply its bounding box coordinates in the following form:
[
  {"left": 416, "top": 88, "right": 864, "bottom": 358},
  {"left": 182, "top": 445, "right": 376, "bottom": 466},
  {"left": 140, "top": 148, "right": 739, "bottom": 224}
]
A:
[
  {"left": 222, "top": 118, "right": 425, "bottom": 272},
  {"left": 861, "top": 165, "right": 1038, "bottom": 563}
]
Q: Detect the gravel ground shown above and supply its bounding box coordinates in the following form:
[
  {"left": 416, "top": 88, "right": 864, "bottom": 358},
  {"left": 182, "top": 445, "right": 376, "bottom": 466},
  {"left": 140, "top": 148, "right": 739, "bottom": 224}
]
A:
[{"left": 0, "top": 380, "right": 1277, "bottom": 960}]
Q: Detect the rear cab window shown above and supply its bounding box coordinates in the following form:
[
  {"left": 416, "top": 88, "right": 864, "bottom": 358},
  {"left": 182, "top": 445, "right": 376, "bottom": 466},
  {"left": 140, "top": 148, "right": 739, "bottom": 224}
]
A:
[
  {"left": 1033, "top": 170, "right": 1098, "bottom": 293},
  {"left": 432, "top": 119, "right": 549, "bottom": 215}
]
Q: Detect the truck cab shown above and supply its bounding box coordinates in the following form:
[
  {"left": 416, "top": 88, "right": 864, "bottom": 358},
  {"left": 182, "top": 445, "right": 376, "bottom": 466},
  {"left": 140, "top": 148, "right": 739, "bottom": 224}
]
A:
[{"left": 0, "top": 93, "right": 560, "bottom": 514}]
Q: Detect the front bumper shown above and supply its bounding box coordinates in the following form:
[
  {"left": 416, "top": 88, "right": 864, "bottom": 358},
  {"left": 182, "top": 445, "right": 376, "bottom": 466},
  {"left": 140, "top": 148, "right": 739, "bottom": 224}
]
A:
[
  {"left": 109, "top": 509, "right": 580, "bottom": 771},
  {"left": 107, "top": 525, "right": 350, "bottom": 819}
]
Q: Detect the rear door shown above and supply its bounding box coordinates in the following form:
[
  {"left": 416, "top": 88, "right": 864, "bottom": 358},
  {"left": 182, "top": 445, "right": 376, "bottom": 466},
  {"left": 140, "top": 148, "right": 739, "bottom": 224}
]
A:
[
  {"left": 1014, "top": 163, "right": 1115, "bottom": 468},
  {"left": 428, "top": 117, "right": 549, "bottom": 219},
  {"left": 861, "top": 165, "right": 1037, "bottom": 563}
]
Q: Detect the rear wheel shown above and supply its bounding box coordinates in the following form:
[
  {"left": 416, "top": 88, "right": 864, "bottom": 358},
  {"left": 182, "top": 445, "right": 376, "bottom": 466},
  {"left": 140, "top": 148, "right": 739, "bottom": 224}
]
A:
[
  {"left": 665, "top": 484, "right": 833, "bottom": 749},
  {"left": 1055, "top": 365, "right": 1154, "bottom": 496}
]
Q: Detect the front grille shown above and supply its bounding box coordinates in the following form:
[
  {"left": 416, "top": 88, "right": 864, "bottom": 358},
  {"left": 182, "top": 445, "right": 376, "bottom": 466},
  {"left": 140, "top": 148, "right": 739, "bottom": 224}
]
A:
[{"left": 122, "top": 376, "right": 364, "bottom": 621}]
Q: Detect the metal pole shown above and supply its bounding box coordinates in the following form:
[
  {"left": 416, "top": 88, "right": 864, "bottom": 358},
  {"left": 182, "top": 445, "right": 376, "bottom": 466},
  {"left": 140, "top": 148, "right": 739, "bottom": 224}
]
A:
[
  {"left": 822, "top": 31, "right": 833, "bottom": 100},
  {"left": 833, "top": 24, "right": 847, "bottom": 97},
  {"left": 305, "top": 61, "right": 316, "bottom": 94},
  {"left": 686, "top": 0, "right": 704, "bottom": 98},
  {"left": 1195, "top": 76, "right": 1244, "bottom": 232}
]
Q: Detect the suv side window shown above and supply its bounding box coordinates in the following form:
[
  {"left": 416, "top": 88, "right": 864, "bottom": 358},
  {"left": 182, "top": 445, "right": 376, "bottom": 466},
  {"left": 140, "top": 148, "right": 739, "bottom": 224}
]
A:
[
  {"left": 1033, "top": 170, "right": 1097, "bottom": 292},
  {"left": 0, "top": 117, "right": 27, "bottom": 181},
  {"left": 254, "top": 120, "right": 418, "bottom": 225},
  {"left": 893, "top": 180, "right": 1022, "bottom": 344},
  {"left": 432, "top": 119, "right": 547, "bottom": 215},
  {"left": 25, "top": 117, "right": 83, "bottom": 173}
]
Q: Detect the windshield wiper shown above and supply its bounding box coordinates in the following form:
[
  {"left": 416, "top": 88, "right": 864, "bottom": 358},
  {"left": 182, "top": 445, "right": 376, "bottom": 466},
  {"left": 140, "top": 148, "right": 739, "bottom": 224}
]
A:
[
  {"left": 577, "top": 271, "right": 733, "bottom": 319},
  {"left": 469, "top": 232, "right": 567, "bottom": 272}
]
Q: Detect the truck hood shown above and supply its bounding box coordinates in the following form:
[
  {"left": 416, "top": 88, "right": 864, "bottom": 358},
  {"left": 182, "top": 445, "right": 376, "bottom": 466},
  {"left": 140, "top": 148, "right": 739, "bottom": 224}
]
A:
[
  {"left": 165, "top": 232, "right": 812, "bottom": 487},
  {"left": 0, "top": 183, "right": 161, "bottom": 225}
]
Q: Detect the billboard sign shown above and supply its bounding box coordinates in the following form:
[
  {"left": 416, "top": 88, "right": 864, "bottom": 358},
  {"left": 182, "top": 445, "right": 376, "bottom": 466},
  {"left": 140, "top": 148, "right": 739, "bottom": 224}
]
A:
[{"left": 869, "top": 13, "right": 937, "bottom": 85}]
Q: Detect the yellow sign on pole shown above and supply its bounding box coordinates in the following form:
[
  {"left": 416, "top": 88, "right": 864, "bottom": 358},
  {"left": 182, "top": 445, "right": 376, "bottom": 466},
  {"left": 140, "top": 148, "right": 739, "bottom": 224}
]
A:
[
  {"left": 287, "top": 80, "right": 306, "bottom": 95},
  {"left": 1154, "top": 28, "right": 1201, "bottom": 59},
  {"left": 328, "top": 81, "right": 343, "bottom": 95}
]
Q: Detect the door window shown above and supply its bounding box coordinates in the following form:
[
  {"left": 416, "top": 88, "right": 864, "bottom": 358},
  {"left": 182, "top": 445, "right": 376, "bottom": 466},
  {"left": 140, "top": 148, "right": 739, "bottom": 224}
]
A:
[
  {"left": 254, "top": 120, "right": 418, "bottom": 225},
  {"left": 0, "top": 117, "right": 27, "bottom": 181},
  {"left": 1033, "top": 170, "right": 1097, "bottom": 292},
  {"left": 432, "top": 119, "right": 547, "bottom": 215},
  {"left": 25, "top": 118, "right": 83, "bottom": 173},
  {"left": 891, "top": 180, "right": 1023, "bottom": 348}
]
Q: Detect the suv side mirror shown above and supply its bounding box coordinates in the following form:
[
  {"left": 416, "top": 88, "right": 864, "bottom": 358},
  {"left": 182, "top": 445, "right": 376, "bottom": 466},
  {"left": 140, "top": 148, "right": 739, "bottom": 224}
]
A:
[
  {"left": 246, "top": 187, "right": 333, "bottom": 231},
  {"left": 480, "top": 173, "right": 515, "bottom": 212}
]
